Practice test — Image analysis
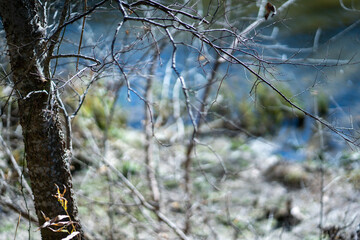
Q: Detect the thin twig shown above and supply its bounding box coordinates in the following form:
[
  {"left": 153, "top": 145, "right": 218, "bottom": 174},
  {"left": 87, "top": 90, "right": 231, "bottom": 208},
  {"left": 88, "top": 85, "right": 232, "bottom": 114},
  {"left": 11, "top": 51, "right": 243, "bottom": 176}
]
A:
[
  {"left": 76, "top": 0, "right": 88, "bottom": 71},
  {"left": 47, "top": 0, "right": 109, "bottom": 44},
  {"left": 44, "top": 0, "right": 71, "bottom": 72},
  {"left": 50, "top": 54, "right": 101, "bottom": 65},
  {"left": 102, "top": 158, "right": 190, "bottom": 240},
  {"left": 165, "top": 28, "right": 197, "bottom": 132},
  {"left": 0, "top": 198, "right": 38, "bottom": 224},
  {"left": 0, "top": 134, "right": 32, "bottom": 196},
  {"left": 14, "top": 213, "right": 21, "bottom": 240}
]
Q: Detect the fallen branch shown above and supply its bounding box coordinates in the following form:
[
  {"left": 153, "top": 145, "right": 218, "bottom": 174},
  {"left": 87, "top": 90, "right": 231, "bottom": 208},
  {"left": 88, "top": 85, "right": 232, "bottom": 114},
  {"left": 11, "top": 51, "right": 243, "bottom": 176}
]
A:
[{"left": 102, "top": 158, "right": 190, "bottom": 240}]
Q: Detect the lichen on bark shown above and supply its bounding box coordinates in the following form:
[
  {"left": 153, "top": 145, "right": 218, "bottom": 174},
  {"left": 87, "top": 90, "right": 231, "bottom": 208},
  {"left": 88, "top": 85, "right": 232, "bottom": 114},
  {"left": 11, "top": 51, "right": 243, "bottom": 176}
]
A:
[{"left": 0, "top": 1, "right": 83, "bottom": 239}]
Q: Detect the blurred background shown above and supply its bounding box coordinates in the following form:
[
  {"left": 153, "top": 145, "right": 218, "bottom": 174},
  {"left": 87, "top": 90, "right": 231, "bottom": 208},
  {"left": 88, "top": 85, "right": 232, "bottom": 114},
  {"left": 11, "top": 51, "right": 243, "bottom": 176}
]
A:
[{"left": 1, "top": 0, "right": 360, "bottom": 239}]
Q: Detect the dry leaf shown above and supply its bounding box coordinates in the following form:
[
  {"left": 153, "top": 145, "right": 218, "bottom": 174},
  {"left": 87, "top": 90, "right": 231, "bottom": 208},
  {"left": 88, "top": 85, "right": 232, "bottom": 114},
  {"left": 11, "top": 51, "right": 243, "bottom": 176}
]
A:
[{"left": 62, "top": 231, "right": 80, "bottom": 240}]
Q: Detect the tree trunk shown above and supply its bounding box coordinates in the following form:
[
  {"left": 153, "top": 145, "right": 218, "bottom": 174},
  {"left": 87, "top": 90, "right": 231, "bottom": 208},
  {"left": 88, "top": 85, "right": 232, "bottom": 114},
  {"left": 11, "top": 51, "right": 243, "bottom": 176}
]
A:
[{"left": 0, "top": 1, "right": 83, "bottom": 239}]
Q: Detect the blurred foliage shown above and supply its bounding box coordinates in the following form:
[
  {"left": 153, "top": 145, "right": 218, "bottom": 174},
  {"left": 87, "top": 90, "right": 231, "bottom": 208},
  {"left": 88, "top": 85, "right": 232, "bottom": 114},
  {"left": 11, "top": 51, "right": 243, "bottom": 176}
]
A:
[
  {"left": 121, "top": 160, "right": 141, "bottom": 178},
  {"left": 81, "top": 95, "right": 108, "bottom": 131},
  {"left": 315, "top": 91, "right": 329, "bottom": 117},
  {"left": 163, "top": 178, "right": 179, "bottom": 189},
  {"left": 230, "top": 138, "right": 246, "bottom": 150},
  {"left": 79, "top": 89, "right": 126, "bottom": 132},
  {"left": 250, "top": 83, "right": 305, "bottom": 134},
  {"left": 195, "top": 0, "right": 360, "bottom": 35},
  {"left": 347, "top": 169, "right": 360, "bottom": 190},
  {"left": 339, "top": 152, "right": 360, "bottom": 170},
  {"left": 264, "top": 161, "right": 311, "bottom": 189},
  {"left": 210, "top": 81, "right": 310, "bottom": 135},
  {"left": 0, "top": 2, "right": 357, "bottom": 239},
  {"left": 281, "top": 0, "right": 360, "bottom": 34},
  {"left": 0, "top": 88, "right": 20, "bottom": 131},
  {"left": 67, "top": 82, "right": 127, "bottom": 145},
  {"left": 11, "top": 148, "right": 24, "bottom": 165}
]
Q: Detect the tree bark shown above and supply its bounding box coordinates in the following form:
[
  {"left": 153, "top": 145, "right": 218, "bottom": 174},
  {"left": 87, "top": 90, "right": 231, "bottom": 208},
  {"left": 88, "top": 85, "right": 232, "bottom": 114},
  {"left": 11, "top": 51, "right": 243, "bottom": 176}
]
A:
[{"left": 0, "top": 1, "right": 83, "bottom": 239}]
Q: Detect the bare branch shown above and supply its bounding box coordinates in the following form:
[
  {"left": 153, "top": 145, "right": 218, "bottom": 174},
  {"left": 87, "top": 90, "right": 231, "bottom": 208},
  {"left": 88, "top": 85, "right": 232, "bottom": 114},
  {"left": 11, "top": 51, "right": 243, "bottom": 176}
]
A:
[
  {"left": 126, "top": 0, "right": 209, "bottom": 23},
  {"left": 48, "top": 0, "right": 109, "bottom": 44},
  {"left": 166, "top": 28, "right": 197, "bottom": 132},
  {"left": 76, "top": 0, "right": 88, "bottom": 71},
  {"left": 45, "top": 0, "right": 71, "bottom": 70},
  {"left": 0, "top": 198, "right": 38, "bottom": 224},
  {"left": 50, "top": 54, "right": 101, "bottom": 65},
  {"left": 0, "top": 134, "right": 32, "bottom": 196},
  {"left": 339, "top": 0, "right": 360, "bottom": 12},
  {"left": 102, "top": 158, "right": 190, "bottom": 240}
]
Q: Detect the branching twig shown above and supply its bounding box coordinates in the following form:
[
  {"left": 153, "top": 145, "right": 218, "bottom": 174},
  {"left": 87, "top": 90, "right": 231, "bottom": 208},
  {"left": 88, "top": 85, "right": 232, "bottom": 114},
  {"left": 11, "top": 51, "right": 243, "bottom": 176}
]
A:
[
  {"left": 0, "top": 198, "right": 38, "bottom": 224},
  {"left": 44, "top": 0, "right": 71, "bottom": 77},
  {"left": 102, "top": 158, "right": 190, "bottom": 240},
  {"left": 76, "top": 0, "right": 88, "bottom": 71},
  {"left": 50, "top": 54, "right": 101, "bottom": 65},
  {"left": 0, "top": 134, "right": 32, "bottom": 196},
  {"left": 47, "top": 0, "right": 109, "bottom": 44},
  {"left": 165, "top": 28, "right": 197, "bottom": 132}
]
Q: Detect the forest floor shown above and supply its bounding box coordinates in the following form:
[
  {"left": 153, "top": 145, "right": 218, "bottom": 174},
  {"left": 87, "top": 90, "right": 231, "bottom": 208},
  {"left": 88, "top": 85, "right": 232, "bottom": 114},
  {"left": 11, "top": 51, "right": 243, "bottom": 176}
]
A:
[{"left": 1, "top": 128, "right": 360, "bottom": 240}]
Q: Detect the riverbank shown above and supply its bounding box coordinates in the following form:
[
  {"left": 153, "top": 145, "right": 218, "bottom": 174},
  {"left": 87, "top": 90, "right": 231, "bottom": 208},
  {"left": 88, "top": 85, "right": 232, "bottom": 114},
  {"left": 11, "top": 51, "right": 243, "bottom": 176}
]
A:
[{"left": 1, "top": 128, "right": 359, "bottom": 240}]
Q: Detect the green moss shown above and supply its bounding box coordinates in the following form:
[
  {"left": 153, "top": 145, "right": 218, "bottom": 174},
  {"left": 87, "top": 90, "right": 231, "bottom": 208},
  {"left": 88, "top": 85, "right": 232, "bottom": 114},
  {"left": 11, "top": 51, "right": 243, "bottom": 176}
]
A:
[
  {"left": 304, "top": 235, "right": 322, "bottom": 240},
  {"left": 339, "top": 152, "right": 360, "bottom": 170},
  {"left": 316, "top": 92, "right": 329, "bottom": 116},
  {"left": 215, "top": 214, "right": 230, "bottom": 226},
  {"left": 215, "top": 214, "right": 249, "bottom": 231},
  {"left": 121, "top": 161, "right": 141, "bottom": 178},
  {"left": 237, "top": 83, "right": 305, "bottom": 135},
  {"left": 230, "top": 138, "right": 245, "bottom": 150},
  {"left": 209, "top": 80, "right": 306, "bottom": 135},
  {"left": 348, "top": 169, "right": 360, "bottom": 190},
  {"left": 0, "top": 221, "right": 14, "bottom": 232},
  {"left": 193, "top": 177, "right": 213, "bottom": 198},
  {"left": 163, "top": 179, "right": 179, "bottom": 189},
  {"left": 73, "top": 84, "right": 127, "bottom": 133},
  {"left": 238, "top": 99, "right": 257, "bottom": 131}
]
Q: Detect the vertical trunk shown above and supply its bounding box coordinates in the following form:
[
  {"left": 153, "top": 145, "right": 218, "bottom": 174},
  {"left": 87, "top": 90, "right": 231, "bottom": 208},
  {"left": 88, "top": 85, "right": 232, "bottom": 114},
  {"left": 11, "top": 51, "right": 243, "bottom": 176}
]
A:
[
  {"left": 0, "top": 1, "right": 83, "bottom": 239},
  {"left": 144, "top": 54, "right": 160, "bottom": 208},
  {"left": 183, "top": 60, "right": 221, "bottom": 234}
]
